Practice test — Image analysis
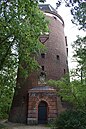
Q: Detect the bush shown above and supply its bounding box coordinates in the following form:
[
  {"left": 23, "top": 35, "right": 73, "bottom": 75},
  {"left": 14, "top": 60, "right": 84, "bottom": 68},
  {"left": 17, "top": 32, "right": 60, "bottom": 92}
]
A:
[{"left": 51, "top": 110, "right": 86, "bottom": 129}]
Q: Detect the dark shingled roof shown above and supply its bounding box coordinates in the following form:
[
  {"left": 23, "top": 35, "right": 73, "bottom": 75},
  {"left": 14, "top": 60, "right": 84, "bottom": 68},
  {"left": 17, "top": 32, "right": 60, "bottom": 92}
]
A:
[
  {"left": 39, "top": 4, "right": 57, "bottom": 13},
  {"left": 39, "top": 4, "right": 64, "bottom": 26}
]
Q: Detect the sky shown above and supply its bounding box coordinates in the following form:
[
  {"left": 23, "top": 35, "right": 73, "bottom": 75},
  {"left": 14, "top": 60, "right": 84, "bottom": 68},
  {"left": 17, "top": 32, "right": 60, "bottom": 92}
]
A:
[{"left": 41, "top": 0, "right": 85, "bottom": 70}]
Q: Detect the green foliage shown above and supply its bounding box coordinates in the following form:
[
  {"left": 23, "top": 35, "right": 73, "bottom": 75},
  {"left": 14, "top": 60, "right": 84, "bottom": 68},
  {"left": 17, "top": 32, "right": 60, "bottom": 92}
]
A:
[
  {"left": 56, "top": 0, "right": 86, "bottom": 30},
  {"left": 0, "top": 124, "right": 7, "bottom": 129},
  {"left": 0, "top": 0, "right": 48, "bottom": 119},
  {"left": 47, "top": 35, "right": 86, "bottom": 111},
  {"left": 0, "top": 55, "right": 17, "bottom": 119},
  {"left": 47, "top": 76, "right": 86, "bottom": 111},
  {"left": 52, "top": 110, "right": 86, "bottom": 129},
  {"left": 70, "top": 1, "right": 86, "bottom": 30},
  {"left": 72, "top": 36, "right": 86, "bottom": 65},
  {"left": 72, "top": 36, "right": 86, "bottom": 83},
  {"left": 0, "top": 0, "right": 48, "bottom": 73}
]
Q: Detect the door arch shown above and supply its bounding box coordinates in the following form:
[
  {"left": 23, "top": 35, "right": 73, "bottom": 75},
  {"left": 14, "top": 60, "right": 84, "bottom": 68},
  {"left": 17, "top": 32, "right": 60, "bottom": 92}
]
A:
[{"left": 38, "top": 101, "right": 48, "bottom": 124}]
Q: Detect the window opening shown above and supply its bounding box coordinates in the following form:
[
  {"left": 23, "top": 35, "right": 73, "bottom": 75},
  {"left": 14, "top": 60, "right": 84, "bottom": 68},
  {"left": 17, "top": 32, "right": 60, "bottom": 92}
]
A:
[
  {"left": 56, "top": 55, "right": 60, "bottom": 60},
  {"left": 54, "top": 16, "right": 57, "bottom": 20},
  {"left": 64, "top": 69, "right": 66, "bottom": 74},
  {"left": 41, "top": 53, "right": 45, "bottom": 58},
  {"left": 42, "top": 66, "right": 44, "bottom": 71},
  {"left": 66, "top": 60, "right": 68, "bottom": 64}
]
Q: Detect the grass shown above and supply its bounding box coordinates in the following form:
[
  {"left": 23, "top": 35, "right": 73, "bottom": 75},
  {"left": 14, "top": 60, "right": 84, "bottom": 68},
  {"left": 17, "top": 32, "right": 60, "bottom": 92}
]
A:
[
  {"left": 0, "top": 123, "right": 7, "bottom": 129},
  {"left": 0, "top": 121, "right": 10, "bottom": 129}
]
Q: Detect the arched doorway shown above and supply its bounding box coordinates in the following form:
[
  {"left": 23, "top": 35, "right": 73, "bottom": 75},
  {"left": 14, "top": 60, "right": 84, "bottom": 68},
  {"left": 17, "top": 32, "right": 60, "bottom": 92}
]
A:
[{"left": 38, "top": 101, "right": 48, "bottom": 124}]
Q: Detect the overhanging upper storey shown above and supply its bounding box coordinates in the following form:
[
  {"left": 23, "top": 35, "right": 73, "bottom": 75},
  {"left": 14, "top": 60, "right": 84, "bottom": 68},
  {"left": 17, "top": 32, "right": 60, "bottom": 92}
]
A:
[{"left": 39, "top": 4, "right": 64, "bottom": 26}]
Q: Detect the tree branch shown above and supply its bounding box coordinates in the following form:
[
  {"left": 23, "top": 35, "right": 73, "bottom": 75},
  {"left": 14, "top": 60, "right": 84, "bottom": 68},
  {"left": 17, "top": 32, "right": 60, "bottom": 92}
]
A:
[
  {"left": 0, "top": 38, "right": 15, "bottom": 70},
  {"left": 0, "top": 34, "right": 11, "bottom": 45}
]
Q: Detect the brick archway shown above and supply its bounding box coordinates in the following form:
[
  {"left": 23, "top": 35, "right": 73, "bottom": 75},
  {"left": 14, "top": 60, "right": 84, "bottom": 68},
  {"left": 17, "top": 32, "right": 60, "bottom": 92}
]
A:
[{"left": 27, "top": 86, "right": 58, "bottom": 124}]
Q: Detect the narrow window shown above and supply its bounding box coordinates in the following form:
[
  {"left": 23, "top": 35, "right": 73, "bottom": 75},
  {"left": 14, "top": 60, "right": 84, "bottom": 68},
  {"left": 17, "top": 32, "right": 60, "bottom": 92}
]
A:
[
  {"left": 56, "top": 55, "right": 60, "bottom": 60},
  {"left": 41, "top": 53, "right": 45, "bottom": 58},
  {"left": 66, "top": 48, "right": 68, "bottom": 55},
  {"left": 54, "top": 16, "right": 57, "bottom": 20},
  {"left": 65, "top": 36, "right": 68, "bottom": 46},
  {"left": 66, "top": 60, "right": 68, "bottom": 64},
  {"left": 42, "top": 66, "right": 44, "bottom": 71},
  {"left": 64, "top": 69, "right": 66, "bottom": 74}
]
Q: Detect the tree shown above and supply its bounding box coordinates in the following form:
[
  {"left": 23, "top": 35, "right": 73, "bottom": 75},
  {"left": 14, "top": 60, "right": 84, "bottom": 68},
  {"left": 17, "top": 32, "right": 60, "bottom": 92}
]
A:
[
  {"left": 0, "top": 59, "right": 16, "bottom": 118},
  {"left": 0, "top": 0, "right": 48, "bottom": 72},
  {"left": 47, "top": 76, "right": 86, "bottom": 111},
  {"left": 72, "top": 36, "right": 86, "bottom": 83},
  {"left": 70, "top": 1, "right": 86, "bottom": 30},
  {"left": 56, "top": 0, "right": 86, "bottom": 30},
  {"left": 0, "top": 0, "right": 48, "bottom": 118},
  {"left": 47, "top": 35, "right": 86, "bottom": 111}
]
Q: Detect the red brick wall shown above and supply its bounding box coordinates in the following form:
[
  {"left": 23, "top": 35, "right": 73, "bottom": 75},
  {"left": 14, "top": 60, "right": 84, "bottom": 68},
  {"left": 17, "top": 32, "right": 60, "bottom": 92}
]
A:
[
  {"left": 37, "top": 14, "right": 68, "bottom": 81},
  {"left": 27, "top": 90, "right": 58, "bottom": 124}
]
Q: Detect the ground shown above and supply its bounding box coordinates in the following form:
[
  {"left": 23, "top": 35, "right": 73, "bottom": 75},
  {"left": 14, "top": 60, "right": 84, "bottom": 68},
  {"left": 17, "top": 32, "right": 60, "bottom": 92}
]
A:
[
  {"left": 8, "top": 125, "right": 50, "bottom": 129},
  {"left": 0, "top": 120, "right": 51, "bottom": 129}
]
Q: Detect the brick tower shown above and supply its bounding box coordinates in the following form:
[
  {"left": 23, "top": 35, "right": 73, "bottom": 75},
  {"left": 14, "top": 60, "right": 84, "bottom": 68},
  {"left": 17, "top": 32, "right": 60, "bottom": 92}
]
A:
[{"left": 9, "top": 4, "right": 68, "bottom": 124}]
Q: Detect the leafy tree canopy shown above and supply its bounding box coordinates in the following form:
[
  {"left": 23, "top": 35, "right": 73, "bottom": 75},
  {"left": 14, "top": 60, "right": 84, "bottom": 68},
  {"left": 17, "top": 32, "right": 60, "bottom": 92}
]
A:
[
  {"left": 72, "top": 36, "right": 86, "bottom": 83},
  {"left": 57, "top": 0, "right": 86, "bottom": 30},
  {"left": 0, "top": 0, "right": 48, "bottom": 118},
  {"left": 47, "top": 35, "right": 86, "bottom": 111},
  {"left": 47, "top": 76, "right": 86, "bottom": 111},
  {"left": 0, "top": 0, "right": 48, "bottom": 72}
]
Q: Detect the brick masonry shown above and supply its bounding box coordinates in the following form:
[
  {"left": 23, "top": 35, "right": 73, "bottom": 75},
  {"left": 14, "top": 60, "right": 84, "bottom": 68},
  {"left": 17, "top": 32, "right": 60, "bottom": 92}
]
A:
[
  {"left": 27, "top": 88, "right": 58, "bottom": 124},
  {"left": 37, "top": 14, "right": 68, "bottom": 81}
]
